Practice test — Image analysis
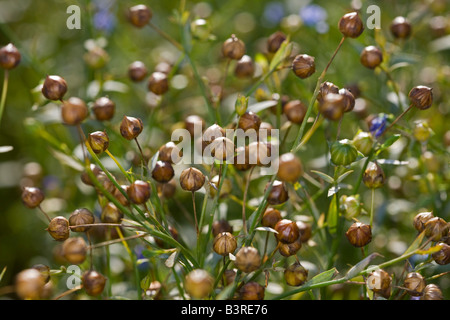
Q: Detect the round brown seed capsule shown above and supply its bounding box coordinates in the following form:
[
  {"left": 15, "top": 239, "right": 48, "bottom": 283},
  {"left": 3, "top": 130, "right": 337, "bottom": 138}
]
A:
[
  {"left": 266, "top": 180, "right": 289, "bottom": 205},
  {"left": 283, "top": 100, "right": 307, "bottom": 124},
  {"left": 47, "top": 216, "right": 70, "bottom": 241},
  {"left": 180, "top": 167, "right": 205, "bottom": 192},
  {"left": 261, "top": 208, "right": 282, "bottom": 229},
  {"left": 127, "top": 180, "right": 151, "bottom": 204},
  {"left": 151, "top": 161, "right": 175, "bottom": 183},
  {"left": 96, "top": 171, "right": 116, "bottom": 195},
  {"left": 128, "top": 61, "right": 147, "bottom": 82},
  {"left": 158, "top": 142, "right": 182, "bottom": 164},
  {"left": 297, "top": 220, "right": 312, "bottom": 243},
  {"left": 432, "top": 243, "right": 450, "bottom": 265},
  {"left": 209, "top": 137, "right": 235, "bottom": 161},
  {"left": 338, "top": 12, "right": 364, "bottom": 38},
  {"left": 413, "top": 211, "right": 434, "bottom": 233},
  {"left": 421, "top": 284, "right": 443, "bottom": 300},
  {"left": 277, "top": 153, "right": 303, "bottom": 183},
  {"left": 69, "top": 208, "right": 95, "bottom": 232},
  {"left": 148, "top": 71, "right": 169, "bottom": 95},
  {"left": 113, "top": 185, "right": 129, "bottom": 206},
  {"left": 32, "top": 264, "right": 51, "bottom": 284},
  {"left": 292, "top": 54, "right": 315, "bottom": 79},
  {"left": 61, "top": 97, "right": 88, "bottom": 125},
  {"left": 234, "top": 146, "right": 253, "bottom": 171},
  {"left": 339, "top": 88, "right": 356, "bottom": 112},
  {"left": 409, "top": 86, "right": 433, "bottom": 110},
  {"left": 62, "top": 237, "right": 87, "bottom": 265},
  {"left": 319, "top": 93, "right": 346, "bottom": 121},
  {"left": 234, "top": 246, "right": 261, "bottom": 273},
  {"left": 345, "top": 222, "right": 372, "bottom": 247},
  {"left": 80, "top": 164, "right": 102, "bottom": 186},
  {"left": 128, "top": 4, "right": 152, "bottom": 28},
  {"left": 284, "top": 263, "right": 308, "bottom": 286},
  {"left": 390, "top": 16, "right": 411, "bottom": 39},
  {"left": 15, "top": 269, "right": 45, "bottom": 300},
  {"left": 224, "top": 270, "right": 236, "bottom": 286},
  {"left": 279, "top": 237, "right": 302, "bottom": 257},
  {"left": 317, "top": 81, "right": 339, "bottom": 105},
  {"left": 363, "top": 162, "right": 385, "bottom": 189},
  {"left": 275, "top": 219, "right": 300, "bottom": 244},
  {"left": 213, "top": 232, "right": 237, "bottom": 256},
  {"left": 101, "top": 202, "right": 123, "bottom": 223},
  {"left": 238, "top": 111, "right": 261, "bottom": 132},
  {"left": 403, "top": 272, "right": 426, "bottom": 296},
  {"left": 267, "top": 31, "right": 286, "bottom": 53},
  {"left": 184, "top": 115, "right": 205, "bottom": 137},
  {"left": 367, "top": 269, "right": 392, "bottom": 298},
  {"left": 88, "top": 131, "right": 109, "bottom": 154},
  {"left": 222, "top": 34, "right": 246, "bottom": 60},
  {"left": 360, "top": 46, "right": 383, "bottom": 69},
  {"left": 42, "top": 75, "right": 68, "bottom": 101},
  {"left": 120, "top": 116, "right": 143, "bottom": 140},
  {"left": 212, "top": 219, "right": 233, "bottom": 237},
  {"left": 21, "top": 187, "right": 45, "bottom": 209},
  {"left": 424, "top": 217, "right": 449, "bottom": 241},
  {"left": 184, "top": 269, "right": 213, "bottom": 299},
  {"left": 239, "top": 282, "right": 265, "bottom": 300},
  {"left": 0, "top": 43, "right": 21, "bottom": 69},
  {"left": 92, "top": 97, "right": 115, "bottom": 121},
  {"left": 203, "top": 124, "right": 225, "bottom": 146},
  {"left": 82, "top": 270, "right": 106, "bottom": 297},
  {"left": 235, "top": 55, "right": 255, "bottom": 78}
]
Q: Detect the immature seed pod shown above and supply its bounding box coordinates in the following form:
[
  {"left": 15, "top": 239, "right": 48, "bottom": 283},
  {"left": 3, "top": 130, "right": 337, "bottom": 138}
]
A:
[
  {"left": 92, "top": 97, "right": 115, "bottom": 121},
  {"left": 338, "top": 12, "right": 364, "bottom": 38},
  {"left": 184, "top": 269, "right": 213, "bottom": 299},
  {"left": 82, "top": 270, "right": 106, "bottom": 297},
  {"left": 284, "top": 263, "right": 308, "bottom": 286},
  {"left": 88, "top": 131, "right": 109, "bottom": 154},
  {"left": 128, "top": 61, "right": 148, "bottom": 82},
  {"left": 339, "top": 88, "right": 355, "bottom": 112},
  {"left": 184, "top": 115, "right": 205, "bottom": 137},
  {"left": 296, "top": 221, "right": 312, "bottom": 243},
  {"left": 21, "top": 187, "right": 45, "bottom": 209},
  {"left": 367, "top": 269, "right": 392, "bottom": 298},
  {"left": 283, "top": 100, "right": 307, "bottom": 124},
  {"left": 42, "top": 75, "right": 68, "bottom": 101},
  {"left": 148, "top": 71, "right": 169, "bottom": 95},
  {"left": 213, "top": 232, "right": 237, "bottom": 256},
  {"left": 275, "top": 219, "right": 300, "bottom": 244},
  {"left": 267, "top": 31, "right": 286, "bottom": 53},
  {"left": 234, "top": 146, "right": 252, "bottom": 171},
  {"left": 409, "top": 86, "right": 433, "bottom": 110},
  {"left": 222, "top": 34, "right": 246, "bottom": 60},
  {"left": 113, "top": 185, "right": 130, "bottom": 206},
  {"left": 151, "top": 161, "right": 175, "bottom": 183},
  {"left": 234, "top": 55, "right": 255, "bottom": 78},
  {"left": 62, "top": 237, "right": 87, "bottom": 265},
  {"left": 403, "top": 272, "right": 426, "bottom": 296},
  {"left": 352, "top": 131, "right": 374, "bottom": 156},
  {"left": 421, "top": 284, "right": 443, "bottom": 300},
  {"left": 15, "top": 269, "right": 45, "bottom": 300},
  {"left": 120, "top": 116, "right": 143, "bottom": 140},
  {"left": 431, "top": 243, "right": 450, "bottom": 265},
  {"left": 261, "top": 208, "right": 282, "bottom": 229},
  {"left": 363, "top": 162, "right": 385, "bottom": 189},
  {"left": 80, "top": 164, "right": 102, "bottom": 186},
  {"left": 128, "top": 4, "right": 152, "bottom": 28},
  {"left": 238, "top": 111, "right": 261, "bottom": 132},
  {"left": 413, "top": 211, "right": 434, "bottom": 233},
  {"left": 360, "top": 46, "right": 383, "bottom": 69},
  {"left": 191, "top": 18, "right": 212, "bottom": 41},
  {"left": 101, "top": 202, "right": 123, "bottom": 223},
  {"left": 279, "top": 237, "right": 302, "bottom": 257},
  {"left": 317, "top": 81, "right": 339, "bottom": 104},
  {"left": 390, "top": 16, "right": 411, "bottom": 39},
  {"left": 340, "top": 195, "right": 362, "bottom": 220},
  {"left": 424, "top": 217, "right": 448, "bottom": 241},
  {"left": 235, "top": 247, "right": 261, "bottom": 273},
  {"left": 330, "top": 139, "right": 358, "bottom": 166},
  {"left": 69, "top": 208, "right": 95, "bottom": 232},
  {"left": 32, "top": 264, "right": 51, "bottom": 283},
  {"left": 239, "top": 282, "right": 265, "bottom": 300},
  {"left": 47, "top": 216, "right": 70, "bottom": 241},
  {"left": 345, "top": 222, "right": 372, "bottom": 247},
  {"left": 0, "top": 43, "right": 21, "bottom": 69},
  {"left": 128, "top": 180, "right": 151, "bottom": 205},
  {"left": 292, "top": 54, "right": 315, "bottom": 79},
  {"left": 266, "top": 180, "right": 289, "bottom": 205},
  {"left": 180, "top": 167, "right": 205, "bottom": 192},
  {"left": 158, "top": 142, "right": 182, "bottom": 164},
  {"left": 61, "top": 97, "right": 88, "bottom": 125},
  {"left": 413, "top": 120, "right": 432, "bottom": 143},
  {"left": 208, "top": 175, "right": 232, "bottom": 199},
  {"left": 318, "top": 93, "right": 346, "bottom": 121}
]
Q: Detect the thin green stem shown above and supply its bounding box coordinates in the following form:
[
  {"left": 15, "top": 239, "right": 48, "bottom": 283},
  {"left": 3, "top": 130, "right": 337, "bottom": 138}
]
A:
[
  {"left": 0, "top": 70, "right": 9, "bottom": 128},
  {"left": 370, "top": 188, "right": 375, "bottom": 228}
]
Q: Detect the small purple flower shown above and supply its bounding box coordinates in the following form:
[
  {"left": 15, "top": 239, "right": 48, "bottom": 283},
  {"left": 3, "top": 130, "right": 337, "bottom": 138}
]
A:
[
  {"left": 369, "top": 114, "right": 387, "bottom": 138},
  {"left": 299, "top": 4, "right": 327, "bottom": 27},
  {"left": 134, "top": 245, "right": 149, "bottom": 270},
  {"left": 93, "top": 0, "right": 116, "bottom": 33},
  {"left": 263, "top": 2, "right": 285, "bottom": 25}
]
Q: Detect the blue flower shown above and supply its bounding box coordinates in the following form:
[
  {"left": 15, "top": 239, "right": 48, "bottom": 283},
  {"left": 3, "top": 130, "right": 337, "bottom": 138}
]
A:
[
  {"left": 369, "top": 114, "right": 387, "bottom": 138},
  {"left": 299, "top": 4, "right": 327, "bottom": 27},
  {"left": 263, "top": 2, "right": 285, "bottom": 25},
  {"left": 93, "top": 0, "right": 116, "bottom": 33}
]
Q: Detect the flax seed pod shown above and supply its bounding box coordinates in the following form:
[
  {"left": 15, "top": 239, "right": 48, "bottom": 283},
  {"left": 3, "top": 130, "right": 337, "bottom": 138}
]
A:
[
  {"left": 432, "top": 243, "right": 450, "bottom": 265},
  {"left": 338, "top": 12, "right": 364, "bottom": 38},
  {"left": 222, "top": 34, "right": 246, "bottom": 60},
  {"left": 101, "top": 202, "right": 123, "bottom": 223},
  {"left": 319, "top": 93, "right": 346, "bottom": 121},
  {"left": 234, "top": 246, "right": 261, "bottom": 273},
  {"left": 266, "top": 180, "right": 289, "bottom": 205},
  {"left": 47, "top": 216, "right": 70, "bottom": 241},
  {"left": 212, "top": 219, "right": 233, "bottom": 237},
  {"left": 330, "top": 139, "right": 358, "bottom": 166},
  {"left": 413, "top": 211, "right": 434, "bottom": 233},
  {"left": 390, "top": 16, "right": 412, "bottom": 39},
  {"left": 158, "top": 141, "right": 183, "bottom": 164},
  {"left": 213, "top": 232, "right": 237, "bottom": 256},
  {"left": 292, "top": 54, "right": 315, "bottom": 79},
  {"left": 317, "top": 81, "right": 339, "bottom": 105},
  {"left": 113, "top": 185, "right": 130, "bottom": 207},
  {"left": 274, "top": 219, "right": 300, "bottom": 244},
  {"left": 88, "top": 131, "right": 109, "bottom": 154},
  {"left": 151, "top": 161, "right": 175, "bottom": 183},
  {"left": 184, "top": 269, "right": 213, "bottom": 299},
  {"left": 360, "top": 46, "right": 383, "bottom": 69},
  {"left": 120, "top": 116, "right": 143, "bottom": 140},
  {"left": 235, "top": 55, "right": 255, "bottom": 78},
  {"left": 184, "top": 115, "right": 205, "bottom": 138},
  {"left": 409, "top": 86, "right": 433, "bottom": 110},
  {"left": 127, "top": 180, "right": 151, "bottom": 204},
  {"left": 239, "top": 282, "right": 265, "bottom": 300},
  {"left": 62, "top": 237, "right": 87, "bottom": 265},
  {"left": 21, "top": 187, "right": 45, "bottom": 209},
  {"left": 42, "top": 75, "right": 68, "bottom": 101},
  {"left": 363, "top": 162, "right": 385, "bottom": 189},
  {"left": 404, "top": 272, "right": 426, "bottom": 296},
  {"left": 367, "top": 269, "right": 392, "bottom": 299},
  {"left": 261, "top": 208, "right": 282, "bottom": 229},
  {"left": 61, "top": 97, "right": 88, "bottom": 125},
  {"left": 279, "top": 237, "right": 302, "bottom": 257},
  {"left": 15, "top": 269, "right": 45, "bottom": 300},
  {"left": 421, "top": 284, "right": 443, "bottom": 300},
  {"left": 345, "top": 222, "right": 372, "bottom": 247},
  {"left": 424, "top": 217, "right": 448, "bottom": 241},
  {"left": 238, "top": 111, "right": 261, "bottom": 132},
  {"left": 128, "top": 61, "right": 148, "bottom": 82},
  {"left": 0, "top": 43, "right": 21, "bottom": 69},
  {"left": 82, "top": 270, "right": 106, "bottom": 297},
  {"left": 69, "top": 208, "right": 95, "bottom": 232},
  {"left": 92, "top": 97, "right": 115, "bottom": 121},
  {"left": 148, "top": 71, "right": 169, "bottom": 95},
  {"left": 296, "top": 220, "right": 312, "bottom": 243},
  {"left": 284, "top": 262, "right": 308, "bottom": 286},
  {"left": 128, "top": 4, "right": 152, "bottom": 28},
  {"left": 267, "top": 31, "right": 286, "bottom": 53},
  {"left": 339, "top": 88, "right": 356, "bottom": 112},
  {"left": 180, "top": 167, "right": 205, "bottom": 192},
  {"left": 283, "top": 100, "right": 307, "bottom": 124}
]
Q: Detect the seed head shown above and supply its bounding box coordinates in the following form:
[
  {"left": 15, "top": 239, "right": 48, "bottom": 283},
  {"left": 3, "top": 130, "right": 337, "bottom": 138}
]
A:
[
  {"left": 88, "top": 131, "right": 109, "bottom": 154},
  {"left": 239, "top": 282, "right": 265, "bottom": 300},
  {"left": 128, "top": 4, "right": 152, "bottom": 28},
  {"left": 275, "top": 219, "right": 300, "bottom": 244},
  {"left": 120, "top": 116, "right": 143, "bottom": 140},
  {"left": 42, "top": 75, "right": 68, "bottom": 101},
  {"left": 403, "top": 272, "right": 426, "bottom": 296},
  {"left": 390, "top": 16, "right": 412, "bottom": 39},
  {"left": 222, "top": 34, "right": 246, "bottom": 60},
  {"left": 0, "top": 43, "right": 21, "bottom": 69},
  {"left": 330, "top": 139, "right": 358, "bottom": 166},
  {"left": 47, "top": 216, "right": 70, "bottom": 241},
  {"left": 148, "top": 71, "right": 169, "bottom": 95},
  {"left": 238, "top": 111, "right": 261, "bottom": 132},
  {"left": 339, "top": 88, "right": 356, "bottom": 112},
  {"left": 151, "top": 161, "right": 175, "bottom": 183},
  {"left": 266, "top": 180, "right": 289, "bottom": 205},
  {"left": 424, "top": 217, "right": 448, "bottom": 241},
  {"left": 62, "top": 237, "right": 87, "bottom": 265},
  {"left": 82, "top": 270, "right": 106, "bottom": 297},
  {"left": 338, "top": 12, "right": 364, "bottom": 38},
  {"left": 21, "top": 187, "right": 45, "bottom": 209},
  {"left": 92, "top": 97, "right": 115, "bottom": 121},
  {"left": 409, "top": 86, "right": 433, "bottom": 110},
  {"left": 234, "top": 246, "right": 261, "bottom": 273},
  {"left": 292, "top": 54, "right": 315, "bottom": 79},
  {"left": 184, "top": 269, "right": 213, "bottom": 299},
  {"left": 363, "top": 162, "right": 385, "bottom": 189},
  {"left": 61, "top": 97, "right": 88, "bottom": 125},
  {"left": 212, "top": 219, "right": 233, "bottom": 237},
  {"left": 413, "top": 211, "right": 434, "bottom": 233},
  {"left": 297, "top": 220, "right": 312, "bottom": 243},
  {"left": 432, "top": 243, "right": 450, "bottom": 265},
  {"left": 128, "top": 61, "right": 148, "bottom": 82},
  {"left": 267, "top": 31, "right": 287, "bottom": 53},
  {"left": 284, "top": 262, "right": 308, "bottom": 286},
  {"left": 261, "top": 208, "right": 282, "bottom": 229},
  {"left": 345, "top": 222, "right": 372, "bottom": 247},
  {"left": 101, "top": 202, "right": 123, "bottom": 223},
  {"left": 127, "top": 180, "right": 151, "bottom": 204},
  {"left": 317, "top": 81, "right": 339, "bottom": 104},
  {"left": 158, "top": 142, "right": 183, "bottom": 164},
  {"left": 421, "top": 284, "right": 443, "bottom": 300},
  {"left": 283, "top": 100, "right": 307, "bottom": 124},
  {"left": 279, "top": 237, "right": 302, "bottom": 257},
  {"left": 234, "top": 55, "right": 255, "bottom": 78},
  {"left": 15, "top": 269, "right": 45, "bottom": 300},
  {"left": 69, "top": 208, "right": 95, "bottom": 232},
  {"left": 213, "top": 232, "right": 237, "bottom": 256},
  {"left": 360, "top": 46, "right": 383, "bottom": 69},
  {"left": 180, "top": 167, "right": 205, "bottom": 192},
  {"left": 319, "top": 93, "right": 346, "bottom": 121}
]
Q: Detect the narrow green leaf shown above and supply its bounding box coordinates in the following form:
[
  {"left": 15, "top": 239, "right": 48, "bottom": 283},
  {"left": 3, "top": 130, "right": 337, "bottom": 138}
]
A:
[
  {"left": 0, "top": 266, "right": 6, "bottom": 283},
  {"left": 50, "top": 149, "right": 84, "bottom": 171},
  {"left": 327, "top": 195, "right": 338, "bottom": 234},
  {"left": 0, "top": 146, "right": 13, "bottom": 153},
  {"left": 336, "top": 170, "right": 354, "bottom": 183},
  {"left": 247, "top": 100, "right": 278, "bottom": 114},
  {"left": 269, "top": 38, "right": 292, "bottom": 71},
  {"left": 376, "top": 134, "right": 401, "bottom": 155},
  {"left": 403, "top": 231, "right": 425, "bottom": 255},
  {"left": 255, "top": 226, "right": 278, "bottom": 233},
  {"left": 310, "top": 170, "right": 335, "bottom": 184},
  {"left": 345, "top": 253, "right": 383, "bottom": 280},
  {"left": 306, "top": 268, "right": 338, "bottom": 286}
]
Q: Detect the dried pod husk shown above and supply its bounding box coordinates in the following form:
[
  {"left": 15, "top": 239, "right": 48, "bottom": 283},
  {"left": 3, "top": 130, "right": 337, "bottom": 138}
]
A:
[
  {"left": 284, "top": 263, "right": 308, "bottom": 286},
  {"left": 80, "top": 164, "right": 102, "bottom": 186},
  {"left": 120, "top": 116, "right": 143, "bottom": 140},
  {"left": 330, "top": 139, "right": 358, "bottom": 166},
  {"left": 318, "top": 93, "right": 345, "bottom": 121},
  {"left": 274, "top": 219, "right": 300, "bottom": 244},
  {"left": 409, "top": 86, "right": 433, "bottom": 110},
  {"left": 128, "top": 4, "right": 152, "bottom": 28},
  {"left": 158, "top": 142, "right": 183, "bottom": 164},
  {"left": 209, "top": 137, "right": 235, "bottom": 161},
  {"left": 184, "top": 115, "right": 205, "bottom": 137},
  {"left": 360, "top": 46, "right": 383, "bottom": 69},
  {"left": 424, "top": 217, "right": 449, "bottom": 241},
  {"left": 403, "top": 272, "right": 426, "bottom": 296},
  {"left": 283, "top": 100, "right": 307, "bottom": 124},
  {"left": 363, "top": 161, "right": 385, "bottom": 189},
  {"left": 212, "top": 219, "right": 233, "bottom": 237},
  {"left": 235, "top": 55, "right": 255, "bottom": 78},
  {"left": 238, "top": 111, "right": 261, "bottom": 132},
  {"left": 101, "top": 202, "right": 123, "bottom": 223},
  {"left": 266, "top": 180, "right": 289, "bottom": 205},
  {"left": 184, "top": 269, "right": 213, "bottom": 299},
  {"left": 69, "top": 208, "right": 95, "bottom": 232},
  {"left": 340, "top": 195, "right": 362, "bottom": 220},
  {"left": 338, "top": 12, "right": 364, "bottom": 38},
  {"left": 128, "top": 61, "right": 148, "bottom": 82},
  {"left": 15, "top": 269, "right": 45, "bottom": 300},
  {"left": 88, "top": 131, "right": 109, "bottom": 154},
  {"left": 92, "top": 97, "right": 115, "bottom": 121},
  {"left": 0, "top": 43, "right": 21, "bottom": 69},
  {"left": 209, "top": 175, "right": 232, "bottom": 199},
  {"left": 239, "top": 282, "right": 265, "bottom": 300},
  {"left": 390, "top": 16, "right": 412, "bottom": 39},
  {"left": 32, "top": 264, "right": 51, "bottom": 284},
  {"left": 62, "top": 237, "right": 87, "bottom": 265},
  {"left": 339, "top": 88, "right": 356, "bottom": 112},
  {"left": 21, "top": 187, "right": 45, "bottom": 209},
  {"left": 82, "top": 270, "right": 106, "bottom": 297},
  {"left": 432, "top": 243, "right": 450, "bottom": 265},
  {"left": 317, "top": 81, "right": 339, "bottom": 104},
  {"left": 113, "top": 185, "right": 130, "bottom": 206},
  {"left": 345, "top": 222, "right": 372, "bottom": 247},
  {"left": 127, "top": 180, "right": 151, "bottom": 204},
  {"left": 213, "top": 232, "right": 237, "bottom": 256},
  {"left": 148, "top": 71, "right": 169, "bottom": 95},
  {"left": 292, "top": 54, "right": 315, "bottom": 79},
  {"left": 278, "top": 237, "right": 302, "bottom": 257},
  {"left": 296, "top": 220, "right": 312, "bottom": 243},
  {"left": 180, "top": 167, "right": 205, "bottom": 192},
  {"left": 261, "top": 208, "right": 282, "bottom": 229},
  {"left": 234, "top": 146, "right": 253, "bottom": 171},
  {"left": 234, "top": 246, "right": 261, "bottom": 273},
  {"left": 367, "top": 269, "right": 392, "bottom": 298},
  {"left": 47, "top": 216, "right": 70, "bottom": 241},
  {"left": 413, "top": 211, "right": 434, "bottom": 233},
  {"left": 421, "top": 284, "right": 443, "bottom": 300},
  {"left": 42, "top": 75, "right": 68, "bottom": 101},
  {"left": 352, "top": 131, "right": 374, "bottom": 156},
  {"left": 222, "top": 34, "right": 246, "bottom": 60},
  {"left": 61, "top": 97, "right": 88, "bottom": 125},
  {"left": 267, "top": 31, "right": 286, "bottom": 53},
  {"left": 413, "top": 120, "right": 432, "bottom": 143},
  {"left": 151, "top": 161, "right": 175, "bottom": 183}
]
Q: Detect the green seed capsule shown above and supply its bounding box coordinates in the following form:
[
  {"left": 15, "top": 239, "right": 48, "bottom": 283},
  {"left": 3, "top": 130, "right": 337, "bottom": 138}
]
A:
[{"left": 330, "top": 139, "right": 358, "bottom": 166}]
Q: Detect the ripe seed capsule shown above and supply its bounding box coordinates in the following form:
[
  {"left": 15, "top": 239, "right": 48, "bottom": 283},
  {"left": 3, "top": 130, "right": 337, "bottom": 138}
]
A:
[
  {"left": 274, "top": 219, "right": 300, "bottom": 244},
  {"left": 345, "top": 222, "right": 372, "bottom": 247},
  {"left": 222, "top": 34, "right": 246, "bottom": 60},
  {"left": 360, "top": 46, "right": 383, "bottom": 69},
  {"left": 266, "top": 180, "right": 289, "bottom": 205},
  {"left": 92, "top": 97, "right": 115, "bottom": 121},
  {"left": 32, "top": 264, "right": 51, "bottom": 284},
  {"left": 296, "top": 220, "right": 312, "bottom": 243},
  {"left": 62, "top": 237, "right": 87, "bottom": 265},
  {"left": 184, "top": 269, "right": 213, "bottom": 299},
  {"left": 234, "top": 246, "right": 261, "bottom": 273},
  {"left": 88, "top": 131, "right": 109, "bottom": 154},
  {"left": 180, "top": 167, "right": 205, "bottom": 192},
  {"left": 82, "top": 270, "right": 107, "bottom": 297},
  {"left": 113, "top": 185, "right": 130, "bottom": 206},
  {"left": 15, "top": 269, "right": 45, "bottom": 300},
  {"left": 317, "top": 81, "right": 339, "bottom": 104},
  {"left": 284, "top": 263, "right": 308, "bottom": 286},
  {"left": 128, "top": 4, "right": 152, "bottom": 28},
  {"left": 403, "top": 272, "right": 426, "bottom": 296},
  {"left": 47, "top": 216, "right": 70, "bottom": 241},
  {"left": 61, "top": 97, "right": 88, "bottom": 125},
  {"left": 318, "top": 93, "right": 346, "bottom": 121},
  {"left": 128, "top": 61, "right": 148, "bottom": 82},
  {"left": 120, "top": 116, "right": 143, "bottom": 140},
  {"left": 278, "top": 237, "right": 302, "bottom": 257},
  {"left": 234, "top": 55, "right": 255, "bottom": 78},
  {"left": 390, "top": 16, "right": 412, "bottom": 39},
  {"left": 127, "top": 180, "right": 151, "bottom": 204},
  {"left": 151, "top": 161, "right": 175, "bottom": 183},
  {"left": 292, "top": 54, "right": 315, "bottom": 79},
  {"left": 69, "top": 208, "right": 95, "bottom": 232},
  {"left": 21, "top": 187, "right": 45, "bottom": 209},
  {"left": 421, "top": 284, "right": 443, "bottom": 300},
  {"left": 409, "top": 86, "right": 433, "bottom": 110},
  {"left": 261, "top": 208, "right": 282, "bottom": 229},
  {"left": 267, "top": 31, "right": 286, "bottom": 53},
  {"left": 338, "top": 12, "right": 364, "bottom": 38},
  {"left": 238, "top": 111, "right": 261, "bottom": 132},
  {"left": 339, "top": 88, "right": 355, "bottom": 112},
  {"left": 42, "top": 75, "right": 68, "bottom": 101},
  {"left": 0, "top": 43, "right": 21, "bottom": 69},
  {"left": 283, "top": 100, "right": 307, "bottom": 124},
  {"left": 213, "top": 232, "right": 237, "bottom": 256},
  {"left": 431, "top": 243, "right": 450, "bottom": 265},
  {"left": 184, "top": 115, "right": 205, "bottom": 137},
  {"left": 148, "top": 71, "right": 169, "bottom": 95},
  {"left": 212, "top": 219, "right": 233, "bottom": 237},
  {"left": 158, "top": 142, "right": 183, "bottom": 164},
  {"left": 413, "top": 211, "right": 434, "bottom": 233},
  {"left": 239, "top": 282, "right": 265, "bottom": 300},
  {"left": 101, "top": 202, "right": 123, "bottom": 223},
  {"left": 363, "top": 162, "right": 385, "bottom": 189},
  {"left": 367, "top": 269, "right": 392, "bottom": 299},
  {"left": 424, "top": 217, "right": 449, "bottom": 241}
]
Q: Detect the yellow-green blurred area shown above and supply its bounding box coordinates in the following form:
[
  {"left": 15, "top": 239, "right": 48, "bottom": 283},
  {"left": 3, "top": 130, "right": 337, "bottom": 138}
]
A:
[{"left": 0, "top": 0, "right": 449, "bottom": 299}]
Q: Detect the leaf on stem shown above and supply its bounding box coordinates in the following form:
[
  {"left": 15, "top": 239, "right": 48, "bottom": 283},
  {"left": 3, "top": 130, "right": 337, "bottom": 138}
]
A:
[
  {"left": 327, "top": 194, "right": 338, "bottom": 234},
  {"left": 375, "top": 134, "right": 401, "bottom": 156},
  {"left": 165, "top": 250, "right": 179, "bottom": 268},
  {"left": 336, "top": 170, "right": 354, "bottom": 183},
  {"left": 345, "top": 253, "right": 383, "bottom": 280},
  {"left": 403, "top": 231, "right": 425, "bottom": 255},
  {"left": 306, "top": 268, "right": 338, "bottom": 286},
  {"left": 310, "top": 170, "right": 334, "bottom": 184},
  {"left": 50, "top": 149, "right": 84, "bottom": 171}
]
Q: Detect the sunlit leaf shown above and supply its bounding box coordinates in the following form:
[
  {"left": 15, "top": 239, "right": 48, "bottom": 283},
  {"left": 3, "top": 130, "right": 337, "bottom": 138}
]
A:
[
  {"left": 255, "top": 226, "right": 278, "bottom": 233},
  {"left": 50, "top": 149, "right": 84, "bottom": 172},
  {"left": 0, "top": 266, "right": 6, "bottom": 283},
  {"left": 247, "top": 100, "right": 278, "bottom": 114},
  {"left": 310, "top": 170, "right": 334, "bottom": 184},
  {"left": 165, "top": 251, "right": 178, "bottom": 268},
  {"left": 377, "top": 159, "right": 409, "bottom": 165},
  {"left": 345, "top": 253, "right": 383, "bottom": 280},
  {"left": 336, "top": 170, "right": 354, "bottom": 183},
  {"left": 305, "top": 268, "right": 338, "bottom": 286},
  {"left": 416, "top": 244, "right": 444, "bottom": 255},
  {"left": 403, "top": 231, "right": 425, "bottom": 255},
  {"left": 327, "top": 195, "right": 338, "bottom": 234}
]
